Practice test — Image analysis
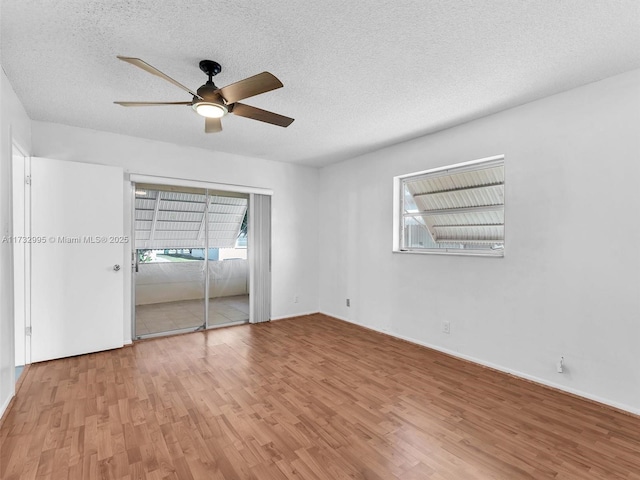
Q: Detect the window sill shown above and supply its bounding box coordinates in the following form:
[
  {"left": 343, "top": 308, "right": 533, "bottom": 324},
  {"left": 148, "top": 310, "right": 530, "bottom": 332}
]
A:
[{"left": 393, "top": 249, "right": 504, "bottom": 258}]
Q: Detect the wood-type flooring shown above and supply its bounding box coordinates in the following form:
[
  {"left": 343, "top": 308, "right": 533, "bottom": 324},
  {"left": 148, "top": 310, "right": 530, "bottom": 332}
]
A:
[{"left": 2, "top": 314, "right": 639, "bottom": 479}]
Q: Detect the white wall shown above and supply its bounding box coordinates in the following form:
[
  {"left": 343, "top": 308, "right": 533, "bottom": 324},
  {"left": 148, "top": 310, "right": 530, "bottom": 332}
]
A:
[
  {"left": 318, "top": 69, "right": 640, "bottom": 414},
  {"left": 0, "top": 68, "right": 32, "bottom": 418},
  {"left": 31, "top": 121, "right": 319, "bottom": 343}
]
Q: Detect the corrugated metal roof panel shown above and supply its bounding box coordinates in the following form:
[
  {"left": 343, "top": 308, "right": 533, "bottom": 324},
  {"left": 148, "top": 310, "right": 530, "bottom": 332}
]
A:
[
  {"left": 433, "top": 225, "right": 504, "bottom": 242},
  {"left": 153, "top": 231, "right": 201, "bottom": 240},
  {"left": 406, "top": 165, "right": 504, "bottom": 194},
  {"left": 135, "top": 233, "right": 239, "bottom": 249},
  {"left": 424, "top": 211, "right": 504, "bottom": 225},
  {"left": 137, "top": 240, "right": 205, "bottom": 249},
  {"left": 209, "top": 213, "right": 243, "bottom": 222},
  {"left": 134, "top": 188, "right": 246, "bottom": 249},
  {"left": 135, "top": 198, "right": 156, "bottom": 210},
  {"left": 414, "top": 184, "right": 504, "bottom": 211},
  {"left": 420, "top": 210, "right": 505, "bottom": 243},
  {"left": 210, "top": 196, "right": 248, "bottom": 206},
  {"left": 401, "top": 160, "right": 505, "bottom": 250},
  {"left": 155, "top": 211, "right": 204, "bottom": 222},
  {"left": 209, "top": 204, "right": 246, "bottom": 215},
  {"left": 155, "top": 221, "right": 201, "bottom": 231},
  {"left": 208, "top": 222, "right": 243, "bottom": 232},
  {"left": 135, "top": 210, "right": 154, "bottom": 221},
  {"left": 161, "top": 191, "right": 207, "bottom": 203},
  {"left": 159, "top": 199, "right": 206, "bottom": 212},
  {"left": 135, "top": 220, "right": 152, "bottom": 231}
]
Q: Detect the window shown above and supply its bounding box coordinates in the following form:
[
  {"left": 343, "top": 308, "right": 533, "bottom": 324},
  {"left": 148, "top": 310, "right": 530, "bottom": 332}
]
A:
[{"left": 393, "top": 155, "right": 505, "bottom": 256}]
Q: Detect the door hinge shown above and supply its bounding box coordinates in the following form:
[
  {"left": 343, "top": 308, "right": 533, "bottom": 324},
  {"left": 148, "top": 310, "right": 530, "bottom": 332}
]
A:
[
  {"left": 25, "top": 326, "right": 32, "bottom": 336},
  {"left": 25, "top": 175, "right": 31, "bottom": 185}
]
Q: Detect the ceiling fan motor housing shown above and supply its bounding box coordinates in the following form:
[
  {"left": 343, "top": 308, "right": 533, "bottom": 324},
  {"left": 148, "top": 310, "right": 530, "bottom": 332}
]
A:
[
  {"left": 199, "top": 60, "right": 222, "bottom": 78},
  {"left": 196, "top": 82, "right": 224, "bottom": 102}
]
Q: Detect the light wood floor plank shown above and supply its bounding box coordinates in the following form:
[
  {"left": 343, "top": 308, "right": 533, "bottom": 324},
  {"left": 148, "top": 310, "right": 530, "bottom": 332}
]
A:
[{"left": 2, "top": 314, "right": 639, "bottom": 479}]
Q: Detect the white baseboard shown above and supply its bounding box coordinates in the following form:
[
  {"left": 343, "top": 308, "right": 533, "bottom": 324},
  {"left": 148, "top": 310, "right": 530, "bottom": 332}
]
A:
[
  {"left": 321, "top": 310, "right": 640, "bottom": 416},
  {"left": 270, "top": 311, "right": 318, "bottom": 322},
  {"left": 0, "top": 391, "right": 14, "bottom": 423}
]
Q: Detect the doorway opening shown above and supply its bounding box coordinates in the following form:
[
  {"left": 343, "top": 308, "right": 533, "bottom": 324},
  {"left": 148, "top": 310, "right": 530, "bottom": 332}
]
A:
[{"left": 132, "top": 183, "right": 250, "bottom": 338}]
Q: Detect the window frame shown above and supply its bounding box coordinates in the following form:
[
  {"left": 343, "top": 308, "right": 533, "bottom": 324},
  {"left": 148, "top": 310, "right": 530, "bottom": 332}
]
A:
[{"left": 393, "top": 154, "right": 505, "bottom": 257}]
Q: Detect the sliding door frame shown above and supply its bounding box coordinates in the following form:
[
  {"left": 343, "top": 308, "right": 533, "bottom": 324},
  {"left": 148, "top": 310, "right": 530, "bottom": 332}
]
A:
[{"left": 129, "top": 174, "right": 272, "bottom": 339}]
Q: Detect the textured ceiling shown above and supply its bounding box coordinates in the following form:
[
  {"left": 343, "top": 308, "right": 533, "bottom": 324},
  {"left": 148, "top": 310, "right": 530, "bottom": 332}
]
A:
[{"left": 1, "top": 0, "right": 639, "bottom": 167}]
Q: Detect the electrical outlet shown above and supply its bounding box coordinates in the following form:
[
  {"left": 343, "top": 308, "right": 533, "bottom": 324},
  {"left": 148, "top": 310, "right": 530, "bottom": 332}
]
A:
[
  {"left": 556, "top": 356, "right": 564, "bottom": 373},
  {"left": 293, "top": 295, "right": 299, "bottom": 304},
  {"left": 346, "top": 298, "right": 350, "bottom": 307},
  {"left": 442, "top": 321, "right": 450, "bottom": 334}
]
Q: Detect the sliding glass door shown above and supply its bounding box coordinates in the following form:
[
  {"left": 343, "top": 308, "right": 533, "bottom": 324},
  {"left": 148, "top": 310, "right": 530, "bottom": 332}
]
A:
[
  {"left": 133, "top": 185, "right": 207, "bottom": 336},
  {"left": 133, "top": 183, "right": 251, "bottom": 338},
  {"left": 207, "top": 194, "right": 250, "bottom": 326}
]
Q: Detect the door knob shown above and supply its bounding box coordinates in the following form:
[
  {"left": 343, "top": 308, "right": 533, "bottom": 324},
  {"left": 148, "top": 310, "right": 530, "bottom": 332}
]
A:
[{"left": 113, "top": 264, "right": 121, "bottom": 271}]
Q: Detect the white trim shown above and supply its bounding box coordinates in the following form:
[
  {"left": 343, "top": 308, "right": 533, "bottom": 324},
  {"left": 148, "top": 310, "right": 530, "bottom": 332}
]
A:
[
  {"left": 393, "top": 248, "right": 504, "bottom": 257},
  {"left": 11, "top": 147, "right": 27, "bottom": 367},
  {"left": 0, "top": 392, "right": 13, "bottom": 421},
  {"left": 208, "top": 320, "right": 248, "bottom": 330},
  {"left": 271, "top": 311, "right": 318, "bottom": 321},
  {"left": 394, "top": 154, "right": 505, "bottom": 181},
  {"left": 322, "top": 311, "right": 640, "bottom": 416},
  {"left": 129, "top": 174, "right": 273, "bottom": 196},
  {"left": 24, "top": 155, "right": 31, "bottom": 365},
  {"left": 323, "top": 312, "right": 356, "bottom": 324},
  {"left": 129, "top": 181, "right": 136, "bottom": 343},
  {"left": 392, "top": 176, "right": 402, "bottom": 252},
  {"left": 135, "top": 325, "right": 202, "bottom": 340}
]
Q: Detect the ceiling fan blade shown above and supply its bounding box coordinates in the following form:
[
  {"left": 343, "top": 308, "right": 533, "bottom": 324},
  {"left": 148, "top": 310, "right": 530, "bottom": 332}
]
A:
[
  {"left": 218, "top": 72, "right": 283, "bottom": 104},
  {"left": 117, "top": 56, "right": 200, "bottom": 98},
  {"left": 231, "top": 103, "right": 294, "bottom": 127},
  {"left": 205, "top": 117, "right": 222, "bottom": 133},
  {"left": 114, "top": 101, "right": 192, "bottom": 107}
]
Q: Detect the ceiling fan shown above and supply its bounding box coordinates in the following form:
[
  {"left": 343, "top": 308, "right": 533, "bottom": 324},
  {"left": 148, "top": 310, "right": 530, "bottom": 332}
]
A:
[{"left": 114, "top": 56, "right": 294, "bottom": 133}]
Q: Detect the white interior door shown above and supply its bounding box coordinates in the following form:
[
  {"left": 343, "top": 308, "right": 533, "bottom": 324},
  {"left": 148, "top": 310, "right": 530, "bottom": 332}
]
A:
[{"left": 30, "top": 157, "right": 124, "bottom": 362}]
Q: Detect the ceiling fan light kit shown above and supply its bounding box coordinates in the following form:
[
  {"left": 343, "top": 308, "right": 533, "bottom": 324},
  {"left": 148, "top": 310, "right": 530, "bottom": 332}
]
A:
[
  {"left": 114, "top": 56, "right": 294, "bottom": 133},
  {"left": 194, "top": 102, "right": 227, "bottom": 118}
]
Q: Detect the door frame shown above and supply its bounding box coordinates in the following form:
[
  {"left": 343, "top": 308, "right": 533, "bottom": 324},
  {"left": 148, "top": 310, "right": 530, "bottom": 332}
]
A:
[
  {"left": 11, "top": 141, "right": 30, "bottom": 368},
  {"left": 129, "top": 174, "right": 272, "bottom": 339}
]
